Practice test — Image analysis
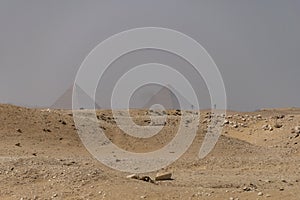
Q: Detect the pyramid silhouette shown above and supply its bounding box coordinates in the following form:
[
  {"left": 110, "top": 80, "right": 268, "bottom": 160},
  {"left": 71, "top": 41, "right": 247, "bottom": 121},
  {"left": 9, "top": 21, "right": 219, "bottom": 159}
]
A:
[
  {"left": 51, "top": 84, "right": 101, "bottom": 110},
  {"left": 143, "top": 85, "right": 194, "bottom": 110}
]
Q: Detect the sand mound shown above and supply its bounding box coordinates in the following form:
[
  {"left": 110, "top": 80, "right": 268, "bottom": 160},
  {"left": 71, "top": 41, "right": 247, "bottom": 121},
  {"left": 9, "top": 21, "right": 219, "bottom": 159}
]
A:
[{"left": 0, "top": 104, "right": 299, "bottom": 199}]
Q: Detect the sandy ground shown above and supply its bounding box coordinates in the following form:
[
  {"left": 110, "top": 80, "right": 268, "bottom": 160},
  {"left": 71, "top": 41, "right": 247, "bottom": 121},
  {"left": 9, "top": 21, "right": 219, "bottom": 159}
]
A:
[{"left": 0, "top": 104, "right": 300, "bottom": 200}]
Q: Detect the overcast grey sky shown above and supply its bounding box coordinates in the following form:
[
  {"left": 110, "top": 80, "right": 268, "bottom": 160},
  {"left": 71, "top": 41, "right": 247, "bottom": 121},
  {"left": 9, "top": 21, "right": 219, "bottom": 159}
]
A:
[{"left": 0, "top": 0, "right": 299, "bottom": 111}]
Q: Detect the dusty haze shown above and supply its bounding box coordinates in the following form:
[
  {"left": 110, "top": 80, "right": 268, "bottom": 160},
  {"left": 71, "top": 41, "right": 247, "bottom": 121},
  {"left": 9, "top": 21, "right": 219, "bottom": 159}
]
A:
[{"left": 0, "top": 1, "right": 299, "bottom": 111}]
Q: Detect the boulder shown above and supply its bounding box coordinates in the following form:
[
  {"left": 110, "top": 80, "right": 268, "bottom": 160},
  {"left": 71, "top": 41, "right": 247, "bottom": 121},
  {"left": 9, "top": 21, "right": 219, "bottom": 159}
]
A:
[{"left": 155, "top": 172, "right": 172, "bottom": 181}]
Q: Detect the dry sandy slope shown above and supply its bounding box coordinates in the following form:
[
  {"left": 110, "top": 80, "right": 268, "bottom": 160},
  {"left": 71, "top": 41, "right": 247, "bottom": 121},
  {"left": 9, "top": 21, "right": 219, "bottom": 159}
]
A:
[{"left": 0, "top": 104, "right": 300, "bottom": 200}]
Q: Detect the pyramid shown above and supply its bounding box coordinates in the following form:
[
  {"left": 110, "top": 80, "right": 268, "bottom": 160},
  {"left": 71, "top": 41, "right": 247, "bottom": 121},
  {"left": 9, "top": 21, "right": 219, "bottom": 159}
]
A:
[
  {"left": 143, "top": 85, "right": 194, "bottom": 110},
  {"left": 51, "top": 84, "right": 101, "bottom": 110}
]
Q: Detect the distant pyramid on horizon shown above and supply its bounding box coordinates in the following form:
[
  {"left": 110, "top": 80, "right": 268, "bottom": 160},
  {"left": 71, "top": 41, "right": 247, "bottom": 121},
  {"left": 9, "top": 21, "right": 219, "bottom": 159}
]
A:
[
  {"left": 51, "top": 84, "right": 101, "bottom": 110},
  {"left": 143, "top": 85, "right": 194, "bottom": 110}
]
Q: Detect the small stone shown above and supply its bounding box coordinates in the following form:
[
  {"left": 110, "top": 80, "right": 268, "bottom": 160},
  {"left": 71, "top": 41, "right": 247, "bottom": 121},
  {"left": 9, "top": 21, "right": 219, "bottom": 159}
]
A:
[
  {"left": 281, "top": 179, "right": 287, "bottom": 183},
  {"left": 229, "top": 197, "right": 234, "bottom": 200},
  {"left": 43, "top": 128, "right": 52, "bottom": 132},
  {"left": 155, "top": 172, "right": 172, "bottom": 181},
  {"left": 205, "top": 193, "right": 211, "bottom": 196},
  {"left": 257, "top": 115, "right": 262, "bottom": 119},
  {"left": 278, "top": 114, "right": 285, "bottom": 119},
  {"left": 140, "top": 195, "right": 147, "bottom": 199},
  {"left": 223, "top": 120, "right": 229, "bottom": 125},
  {"left": 257, "top": 192, "right": 263, "bottom": 196},
  {"left": 262, "top": 124, "right": 270, "bottom": 130},
  {"left": 15, "top": 143, "right": 21, "bottom": 147},
  {"left": 266, "top": 194, "right": 271, "bottom": 197},
  {"left": 60, "top": 120, "right": 67, "bottom": 125},
  {"left": 139, "top": 176, "right": 154, "bottom": 183}
]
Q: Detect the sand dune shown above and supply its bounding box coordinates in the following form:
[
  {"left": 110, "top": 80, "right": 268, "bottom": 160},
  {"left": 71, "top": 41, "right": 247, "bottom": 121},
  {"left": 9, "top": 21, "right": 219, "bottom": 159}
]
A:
[{"left": 0, "top": 104, "right": 299, "bottom": 199}]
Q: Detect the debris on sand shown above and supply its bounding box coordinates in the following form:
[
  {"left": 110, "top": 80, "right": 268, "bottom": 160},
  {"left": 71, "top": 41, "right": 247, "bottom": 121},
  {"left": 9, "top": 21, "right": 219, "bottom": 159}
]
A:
[
  {"left": 126, "top": 174, "right": 139, "bottom": 179},
  {"left": 155, "top": 172, "right": 172, "bottom": 181},
  {"left": 262, "top": 124, "right": 273, "bottom": 131},
  {"left": 126, "top": 174, "right": 156, "bottom": 184},
  {"left": 139, "top": 175, "right": 155, "bottom": 183}
]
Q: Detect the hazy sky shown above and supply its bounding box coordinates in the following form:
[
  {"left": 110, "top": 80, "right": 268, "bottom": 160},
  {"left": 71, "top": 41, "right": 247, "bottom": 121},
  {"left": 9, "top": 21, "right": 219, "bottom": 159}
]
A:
[{"left": 0, "top": 0, "right": 299, "bottom": 111}]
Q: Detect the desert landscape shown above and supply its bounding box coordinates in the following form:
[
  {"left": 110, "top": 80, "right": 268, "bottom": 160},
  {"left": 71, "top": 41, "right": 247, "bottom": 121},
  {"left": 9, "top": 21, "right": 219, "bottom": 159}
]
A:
[
  {"left": 0, "top": 104, "right": 300, "bottom": 200},
  {"left": 1, "top": 1, "right": 299, "bottom": 200}
]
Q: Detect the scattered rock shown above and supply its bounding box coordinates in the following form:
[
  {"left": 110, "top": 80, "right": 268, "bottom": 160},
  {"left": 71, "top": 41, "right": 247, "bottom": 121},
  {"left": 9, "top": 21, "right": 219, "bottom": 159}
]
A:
[
  {"left": 59, "top": 120, "right": 67, "bottom": 125},
  {"left": 243, "top": 186, "right": 252, "bottom": 191},
  {"left": 243, "top": 183, "right": 257, "bottom": 191},
  {"left": 155, "top": 172, "right": 172, "bottom": 181},
  {"left": 63, "top": 161, "right": 76, "bottom": 166},
  {"left": 16, "top": 128, "right": 22, "bottom": 133},
  {"left": 291, "top": 129, "right": 296, "bottom": 134},
  {"left": 262, "top": 124, "right": 274, "bottom": 131},
  {"left": 15, "top": 143, "right": 21, "bottom": 147},
  {"left": 52, "top": 193, "right": 58, "bottom": 198},
  {"left": 43, "top": 128, "right": 51, "bottom": 132},
  {"left": 231, "top": 124, "right": 238, "bottom": 128},
  {"left": 223, "top": 120, "right": 230, "bottom": 125},
  {"left": 281, "top": 179, "right": 287, "bottom": 183},
  {"left": 256, "top": 115, "right": 262, "bottom": 119},
  {"left": 276, "top": 115, "right": 285, "bottom": 119},
  {"left": 274, "top": 123, "right": 283, "bottom": 128},
  {"left": 258, "top": 192, "right": 263, "bottom": 196},
  {"left": 139, "top": 175, "right": 155, "bottom": 183},
  {"left": 262, "top": 124, "right": 267, "bottom": 130}
]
